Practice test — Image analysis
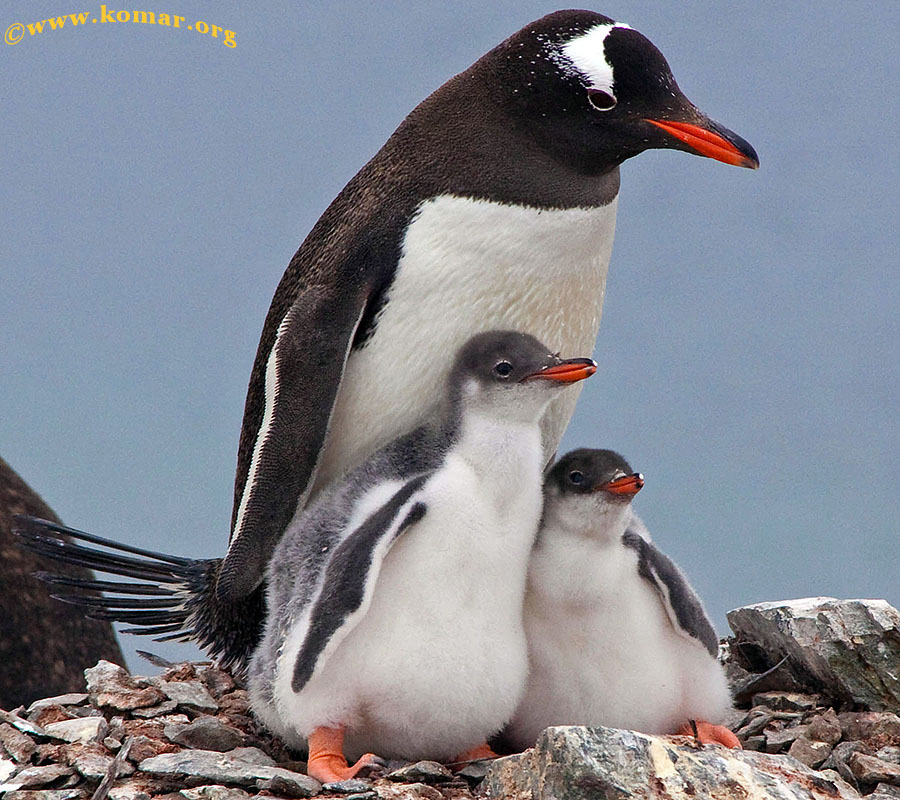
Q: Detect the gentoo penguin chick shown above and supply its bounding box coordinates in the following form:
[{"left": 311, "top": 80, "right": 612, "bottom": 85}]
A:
[
  {"left": 219, "top": 10, "right": 759, "bottom": 602},
  {"left": 247, "top": 332, "right": 596, "bottom": 782},
  {"left": 506, "top": 449, "right": 739, "bottom": 750}
]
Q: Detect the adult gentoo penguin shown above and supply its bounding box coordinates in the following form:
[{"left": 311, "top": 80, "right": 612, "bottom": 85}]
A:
[
  {"left": 247, "top": 331, "right": 596, "bottom": 781},
  {"left": 505, "top": 449, "right": 740, "bottom": 751},
  {"left": 219, "top": 10, "right": 759, "bottom": 602}
]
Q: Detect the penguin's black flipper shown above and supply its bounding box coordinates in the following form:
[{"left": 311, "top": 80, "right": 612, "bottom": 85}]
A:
[
  {"left": 291, "top": 473, "right": 429, "bottom": 693},
  {"left": 14, "top": 515, "right": 263, "bottom": 674},
  {"left": 220, "top": 278, "right": 374, "bottom": 604},
  {"left": 622, "top": 530, "right": 719, "bottom": 657}
]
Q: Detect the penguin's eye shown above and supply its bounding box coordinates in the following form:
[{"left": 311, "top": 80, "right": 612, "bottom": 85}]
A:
[
  {"left": 494, "top": 361, "right": 513, "bottom": 378},
  {"left": 568, "top": 470, "right": 585, "bottom": 485},
  {"left": 587, "top": 89, "right": 617, "bottom": 111}
]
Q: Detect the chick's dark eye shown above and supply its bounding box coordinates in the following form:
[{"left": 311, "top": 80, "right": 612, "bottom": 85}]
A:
[
  {"left": 587, "top": 89, "right": 617, "bottom": 111},
  {"left": 494, "top": 361, "right": 513, "bottom": 378},
  {"left": 569, "top": 470, "right": 585, "bottom": 485}
]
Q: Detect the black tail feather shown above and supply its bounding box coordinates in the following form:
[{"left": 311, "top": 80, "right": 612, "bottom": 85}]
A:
[{"left": 13, "top": 515, "right": 265, "bottom": 675}]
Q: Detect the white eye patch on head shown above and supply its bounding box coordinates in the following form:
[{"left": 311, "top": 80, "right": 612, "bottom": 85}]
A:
[{"left": 559, "top": 22, "right": 632, "bottom": 97}]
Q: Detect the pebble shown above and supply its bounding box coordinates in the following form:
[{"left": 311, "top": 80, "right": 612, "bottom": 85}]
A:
[
  {"left": 787, "top": 735, "right": 833, "bottom": 768},
  {"left": 0, "top": 722, "right": 36, "bottom": 762},
  {"left": 0, "top": 762, "right": 74, "bottom": 788},
  {"left": 764, "top": 724, "right": 807, "bottom": 752},
  {"left": 180, "top": 785, "right": 251, "bottom": 799},
  {"left": 387, "top": 759, "right": 454, "bottom": 783},
  {"left": 848, "top": 752, "right": 900, "bottom": 786},
  {"left": 752, "top": 691, "right": 822, "bottom": 712},
  {"left": 158, "top": 680, "right": 219, "bottom": 712},
  {"left": 43, "top": 715, "right": 107, "bottom": 743},
  {"left": 807, "top": 708, "right": 843, "bottom": 745},
  {"left": 166, "top": 716, "right": 244, "bottom": 752},
  {"left": 25, "top": 694, "right": 88, "bottom": 714},
  {"left": 322, "top": 778, "right": 376, "bottom": 793}
]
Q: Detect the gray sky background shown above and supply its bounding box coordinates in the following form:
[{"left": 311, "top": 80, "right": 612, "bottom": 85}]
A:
[{"left": 2, "top": 2, "right": 897, "bottom": 671}]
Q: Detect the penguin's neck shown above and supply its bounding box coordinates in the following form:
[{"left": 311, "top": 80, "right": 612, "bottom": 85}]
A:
[{"left": 453, "top": 407, "right": 544, "bottom": 485}]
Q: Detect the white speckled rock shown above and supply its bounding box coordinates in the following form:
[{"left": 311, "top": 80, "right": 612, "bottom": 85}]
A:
[
  {"left": 728, "top": 599, "right": 900, "bottom": 712},
  {"left": 483, "top": 726, "right": 864, "bottom": 800}
]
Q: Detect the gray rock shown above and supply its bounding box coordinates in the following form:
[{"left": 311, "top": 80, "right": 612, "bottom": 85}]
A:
[
  {"left": 848, "top": 752, "right": 900, "bottom": 786},
  {"left": 824, "top": 741, "right": 873, "bottom": 787},
  {"left": 765, "top": 724, "right": 808, "bottom": 752},
  {"left": 85, "top": 660, "right": 165, "bottom": 710},
  {"left": 788, "top": 736, "right": 833, "bottom": 768},
  {"left": 2, "top": 791, "right": 82, "bottom": 800},
  {"left": 158, "top": 680, "right": 218, "bottom": 712},
  {"left": 398, "top": 783, "right": 444, "bottom": 799},
  {"left": 226, "top": 746, "right": 276, "bottom": 766},
  {"left": 108, "top": 781, "right": 156, "bottom": 800},
  {"left": 0, "top": 763, "right": 74, "bottom": 790},
  {"left": 728, "top": 598, "right": 900, "bottom": 711},
  {"left": 341, "top": 793, "right": 377, "bottom": 800},
  {"left": 256, "top": 772, "right": 320, "bottom": 797},
  {"left": 25, "top": 694, "right": 88, "bottom": 714},
  {"left": 139, "top": 749, "right": 320, "bottom": 794},
  {"left": 43, "top": 715, "right": 107, "bottom": 743},
  {"left": 0, "top": 722, "right": 36, "bottom": 762},
  {"left": 131, "top": 699, "right": 179, "bottom": 718},
  {"left": 321, "top": 778, "right": 375, "bottom": 793},
  {"left": 877, "top": 747, "right": 900, "bottom": 765},
  {"left": 166, "top": 716, "right": 244, "bottom": 752},
  {"left": 73, "top": 748, "right": 118, "bottom": 779},
  {"left": 752, "top": 691, "right": 823, "bottom": 711},
  {"left": 180, "top": 786, "right": 251, "bottom": 800},
  {"left": 455, "top": 758, "right": 493, "bottom": 784},
  {"left": 0, "top": 710, "right": 46, "bottom": 737},
  {"left": 483, "top": 725, "right": 862, "bottom": 800},
  {"left": 386, "top": 760, "right": 454, "bottom": 783},
  {"left": 871, "top": 784, "right": 900, "bottom": 798}
]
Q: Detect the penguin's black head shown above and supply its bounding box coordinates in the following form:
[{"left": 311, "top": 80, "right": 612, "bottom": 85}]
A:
[
  {"left": 448, "top": 330, "right": 596, "bottom": 415},
  {"left": 547, "top": 448, "right": 644, "bottom": 503},
  {"left": 483, "top": 10, "right": 758, "bottom": 173}
]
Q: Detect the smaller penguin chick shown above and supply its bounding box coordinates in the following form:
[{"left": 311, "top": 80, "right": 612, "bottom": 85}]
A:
[{"left": 506, "top": 449, "right": 739, "bottom": 750}]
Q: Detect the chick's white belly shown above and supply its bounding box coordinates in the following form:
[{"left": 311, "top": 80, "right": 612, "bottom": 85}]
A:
[
  {"left": 509, "top": 573, "right": 730, "bottom": 748},
  {"left": 313, "top": 195, "right": 617, "bottom": 492},
  {"left": 282, "top": 465, "right": 540, "bottom": 760}
]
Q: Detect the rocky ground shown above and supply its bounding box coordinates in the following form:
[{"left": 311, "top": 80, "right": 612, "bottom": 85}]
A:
[{"left": 1, "top": 597, "right": 899, "bottom": 800}]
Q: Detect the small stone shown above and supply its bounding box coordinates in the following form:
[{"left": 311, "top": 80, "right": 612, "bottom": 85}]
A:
[
  {"left": 455, "top": 758, "right": 493, "bottom": 784},
  {"left": 158, "top": 680, "right": 218, "bottom": 712},
  {"left": 26, "top": 694, "right": 88, "bottom": 715},
  {"left": 807, "top": 709, "right": 843, "bottom": 745},
  {"left": 736, "top": 708, "right": 777, "bottom": 739},
  {"left": 0, "top": 710, "right": 46, "bottom": 738},
  {"left": 877, "top": 747, "right": 900, "bottom": 765},
  {"left": 31, "top": 706, "right": 75, "bottom": 727},
  {"left": 764, "top": 724, "right": 808, "bottom": 752},
  {"left": 401, "top": 782, "right": 444, "bottom": 800},
  {"left": 848, "top": 752, "right": 900, "bottom": 786},
  {"left": 341, "top": 793, "right": 377, "bottom": 800},
  {"left": 126, "top": 734, "right": 180, "bottom": 763},
  {"left": 0, "top": 723, "right": 36, "bottom": 762},
  {"left": 256, "top": 773, "right": 319, "bottom": 797},
  {"left": 787, "top": 736, "right": 833, "bottom": 768},
  {"left": 166, "top": 716, "right": 244, "bottom": 752},
  {"left": 824, "top": 741, "right": 873, "bottom": 786},
  {"left": 139, "top": 749, "right": 320, "bottom": 794},
  {"left": 85, "top": 660, "right": 166, "bottom": 710},
  {"left": 839, "top": 712, "right": 900, "bottom": 747},
  {"left": 104, "top": 736, "right": 123, "bottom": 751},
  {"left": 871, "top": 783, "right": 900, "bottom": 798},
  {"left": 0, "top": 762, "right": 74, "bottom": 788},
  {"left": 226, "top": 747, "right": 276, "bottom": 766},
  {"left": 387, "top": 760, "right": 454, "bottom": 783},
  {"left": 43, "top": 716, "right": 107, "bottom": 743},
  {"left": 131, "top": 700, "right": 179, "bottom": 718},
  {"left": 2, "top": 791, "right": 82, "bottom": 800},
  {"left": 744, "top": 735, "right": 767, "bottom": 751},
  {"left": 109, "top": 782, "right": 156, "bottom": 800},
  {"left": 0, "top": 758, "right": 16, "bottom": 781},
  {"left": 752, "top": 691, "right": 822, "bottom": 712},
  {"left": 197, "top": 666, "right": 236, "bottom": 698},
  {"left": 180, "top": 786, "right": 251, "bottom": 800},
  {"left": 73, "top": 748, "right": 118, "bottom": 779},
  {"left": 216, "top": 692, "right": 250, "bottom": 717},
  {"left": 321, "top": 778, "right": 374, "bottom": 793}
]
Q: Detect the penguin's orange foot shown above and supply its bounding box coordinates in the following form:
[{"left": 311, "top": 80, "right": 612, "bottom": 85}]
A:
[
  {"left": 450, "top": 742, "right": 501, "bottom": 768},
  {"left": 306, "top": 726, "right": 382, "bottom": 783},
  {"left": 676, "top": 719, "right": 742, "bottom": 749}
]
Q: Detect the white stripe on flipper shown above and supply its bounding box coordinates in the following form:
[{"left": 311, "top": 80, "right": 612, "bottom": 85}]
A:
[
  {"left": 560, "top": 22, "right": 632, "bottom": 93},
  {"left": 228, "top": 312, "right": 290, "bottom": 554},
  {"left": 647, "top": 561, "right": 705, "bottom": 650}
]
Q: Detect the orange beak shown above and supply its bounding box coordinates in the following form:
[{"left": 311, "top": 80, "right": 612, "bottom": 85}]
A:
[
  {"left": 524, "top": 358, "right": 597, "bottom": 384},
  {"left": 645, "top": 118, "right": 759, "bottom": 169},
  {"left": 598, "top": 473, "right": 644, "bottom": 496}
]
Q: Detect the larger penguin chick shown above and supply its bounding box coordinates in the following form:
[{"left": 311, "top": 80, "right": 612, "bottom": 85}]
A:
[
  {"left": 506, "top": 448, "right": 739, "bottom": 750},
  {"left": 247, "top": 331, "right": 596, "bottom": 782}
]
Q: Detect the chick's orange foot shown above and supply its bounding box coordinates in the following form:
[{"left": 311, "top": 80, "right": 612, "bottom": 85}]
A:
[{"left": 676, "top": 719, "right": 742, "bottom": 749}]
